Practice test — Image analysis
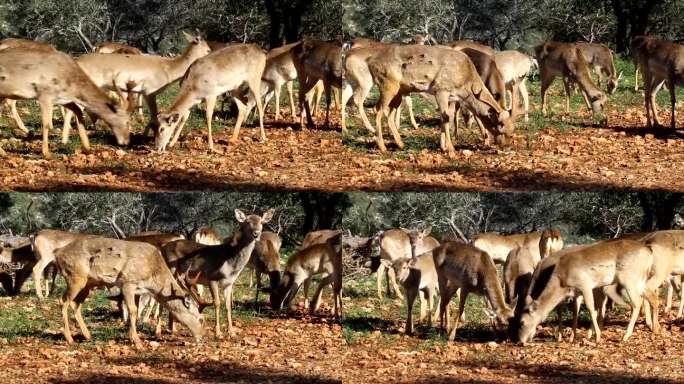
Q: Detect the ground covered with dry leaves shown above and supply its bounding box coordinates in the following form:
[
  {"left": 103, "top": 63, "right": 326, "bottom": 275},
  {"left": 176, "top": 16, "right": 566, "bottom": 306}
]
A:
[
  {"left": 1, "top": 81, "right": 684, "bottom": 192},
  {"left": 1, "top": 276, "right": 684, "bottom": 383}
]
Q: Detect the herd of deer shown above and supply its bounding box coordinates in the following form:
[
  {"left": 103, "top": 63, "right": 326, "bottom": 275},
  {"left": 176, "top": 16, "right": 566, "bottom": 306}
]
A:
[
  {"left": 1, "top": 209, "right": 684, "bottom": 348},
  {"left": 0, "top": 32, "right": 681, "bottom": 158}
]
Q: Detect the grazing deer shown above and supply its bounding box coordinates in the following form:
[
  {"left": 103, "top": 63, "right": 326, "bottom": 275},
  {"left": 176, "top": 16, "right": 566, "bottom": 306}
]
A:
[
  {"left": 154, "top": 44, "right": 266, "bottom": 152},
  {"left": 515, "top": 239, "right": 655, "bottom": 344},
  {"left": 492, "top": 50, "right": 536, "bottom": 122},
  {"left": 270, "top": 242, "right": 343, "bottom": 318},
  {"left": 54, "top": 236, "right": 204, "bottom": 347},
  {"left": 357, "top": 45, "right": 513, "bottom": 154},
  {"left": 433, "top": 241, "right": 514, "bottom": 341},
  {"left": 341, "top": 38, "right": 419, "bottom": 134},
  {"left": 575, "top": 42, "right": 622, "bottom": 95},
  {"left": 472, "top": 231, "right": 553, "bottom": 264},
  {"left": 300, "top": 229, "right": 346, "bottom": 308},
  {"left": 290, "top": 39, "right": 344, "bottom": 129},
  {"left": 247, "top": 231, "right": 281, "bottom": 303},
  {"left": 0, "top": 38, "right": 59, "bottom": 137},
  {"left": 371, "top": 227, "right": 439, "bottom": 300},
  {"left": 395, "top": 250, "right": 439, "bottom": 334},
  {"left": 535, "top": 42, "right": 607, "bottom": 116},
  {"left": 631, "top": 37, "right": 684, "bottom": 130},
  {"left": 0, "top": 48, "right": 130, "bottom": 158},
  {"left": 162, "top": 209, "right": 273, "bottom": 337},
  {"left": 504, "top": 230, "right": 564, "bottom": 306},
  {"left": 66, "top": 31, "right": 210, "bottom": 137}
]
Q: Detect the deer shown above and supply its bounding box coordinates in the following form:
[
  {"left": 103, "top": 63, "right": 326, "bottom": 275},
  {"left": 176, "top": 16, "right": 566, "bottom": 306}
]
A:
[
  {"left": 0, "top": 48, "right": 130, "bottom": 158},
  {"left": 270, "top": 242, "right": 343, "bottom": 318},
  {"left": 53, "top": 236, "right": 204, "bottom": 348},
  {"left": 472, "top": 231, "right": 556, "bottom": 264},
  {"left": 371, "top": 227, "right": 439, "bottom": 300},
  {"left": 290, "top": 39, "right": 344, "bottom": 130},
  {"left": 154, "top": 44, "right": 266, "bottom": 152},
  {"left": 0, "top": 38, "right": 61, "bottom": 137},
  {"left": 575, "top": 42, "right": 622, "bottom": 95},
  {"left": 492, "top": 50, "right": 537, "bottom": 122},
  {"left": 515, "top": 239, "right": 656, "bottom": 344},
  {"left": 300, "top": 229, "right": 347, "bottom": 308},
  {"left": 448, "top": 40, "right": 495, "bottom": 55},
  {"left": 395, "top": 250, "right": 440, "bottom": 335},
  {"left": 433, "top": 241, "right": 514, "bottom": 341},
  {"left": 354, "top": 44, "right": 514, "bottom": 155},
  {"left": 193, "top": 227, "right": 221, "bottom": 245},
  {"left": 64, "top": 31, "right": 210, "bottom": 139},
  {"left": 341, "top": 38, "right": 420, "bottom": 134},
  {"left": 631, "top": 37, "right": 684, "bottom": 130},
  {"left": 247, "top": 231, "right": 281, "bottom": 304},
  {"left": 161, "top": 209, "right": 273, "bottom": 338},
  {"left": 94, "top": 42, "right": 142, "bottom": 55},
  {"left": 535, "top": 42, "right": 607, "bottom": 116},
  {"left": 504, "top": 230, "right": 564, "bottom": 305}
]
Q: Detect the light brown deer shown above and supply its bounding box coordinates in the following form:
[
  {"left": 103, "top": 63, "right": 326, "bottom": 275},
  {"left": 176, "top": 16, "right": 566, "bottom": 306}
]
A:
[
  {"left": 192, "top": 227, "right": 221, "bottom": 245},
  {"left": 448, "top": 40, "right": 495, "bottom": 55},
  {"left": 65, "top": 31, "right": 210, "bottom": 137},
  {"left": 54, "top": 236, "right": 204, "bottom": 347},
  {"left": 372, "top": 227, "right": 439, "bottom": 300},
  {"left": 433, "top": 241, "right": 514, "bottom": 341},
  {"left": 247, "top": 231, "right": 281, "bottom": 303},
  {"left": 162, "top": 209, "right": 273, "bottom": 337},
  {"left": 395, "top": 250, "right": 439, "bottom": 334},
  {"left": 472, "top": 231, "right": 551, "bottom": 264},
  {"left": 154, "top": 44, "right": 266, "bottom": 152},
  {"left": 492, "top": 50, "right": 536, "bottom": 122},
  {"left": 270, "top": 242, "right": 342, "bottom": 318},
  {"left": 535, "top": 42, "right": 607, "bottom": 116},
  {"left": 575, "top": 42, "right": 622, "bottom": 95},
  {"left": 357, "top": 45, "right": 513, "bottom": 154},
  {"left": 94, "top": 42, "right": 142, "bottom": 55},
  {"left": 290, "top": 39, "right": 344, "bottom": 129},
  {"left": 515, "top": 239, "right": 655, "bottom": 344},
  {"left": 0, "top": 48, "right": 130, "bottom": 158},
  {"left": 631, "top": 37, "right": 684, "bottom": 130}
]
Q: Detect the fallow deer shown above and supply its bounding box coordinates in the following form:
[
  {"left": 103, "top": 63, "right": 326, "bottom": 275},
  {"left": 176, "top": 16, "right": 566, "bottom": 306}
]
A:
[
  {"left": 270, "top": 242, "right": 343, "bottom": 318},
  {"left": 372, "top": 227, "right": 438, "bottom": 300},
  {"left": 154, "top": 44, "right": 266, "bottom": 152},
  {"left": 492, "top": 50, "right": 536, "bottom": 122},
  {"left": 193, "top": 227, "right": 221, "bottom": 245},
  {"left": 300, "top": 229, "right": 346, "bottom": 308},
  {"left": 448, "top": 40, "right": 495, "bottom": 55},
  {"left": 575, "top": 42, "right": 622, "bottom": 95},
  {"left": 395, "top": 250, "right": 439, "bottom": 334},
  {"left": 162, "top": 209, "right": 273, "bottom": 337},
  {"left": 515, "top": 239, "right": 655, "bottom": 344},
  {"left": 535, "top": 42, "right": 607, "bottom": 116},
  {"left": 358, "top": 45, "right": 514, "bottom": 154},
  {"left": 66, "top": 31, "right": 210, "bottom": 137},
  {"left": 0, "top": 48, "right": 130, "bottom": 158},
  {"left": 94, "top": 42, "right": 142, "bottom": 55},
  {"left": 54, "top": 236, "right": 204, "bottom": 347},
  {"left": 433, "top": 241, "right": 514, "bottom": 341},
  {"left": 472, "top": 231, "right": 554, "bottom": 264},
  {"left": 290, "top": 39, "right": 344, "bottom": 129},
  {"left": 247, "top": 231, "right": 281, "bottom": 303}
]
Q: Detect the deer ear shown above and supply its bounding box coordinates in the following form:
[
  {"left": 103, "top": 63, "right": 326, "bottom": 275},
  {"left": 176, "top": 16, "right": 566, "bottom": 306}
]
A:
[
  {"left": 182, "top": 30, "right": 193, "bottom": 42},
  {"left": 261, "top": 209, "right": 274, "bottom": 223},
  {"left": 510, "top": 296, "right": 519, "bottom": 310},
  {"left": 235, "top": 209, "right": 247, "bottom": 222},
  {"left": 422, "top": 225, "right": 432, "bottom": 237}
]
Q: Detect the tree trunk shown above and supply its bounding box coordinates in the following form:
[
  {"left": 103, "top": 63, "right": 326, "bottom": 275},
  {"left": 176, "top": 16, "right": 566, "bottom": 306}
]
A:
[{"left": 639, "top": 192, "right": 683, "bottom": 231}]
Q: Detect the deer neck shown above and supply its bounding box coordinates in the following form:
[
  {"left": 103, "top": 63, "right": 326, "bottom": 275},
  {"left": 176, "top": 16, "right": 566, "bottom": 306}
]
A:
[
  {"left": 482, "top": 261, "right": 510, "bottom": 319},
  {"left": 573, "top": 67, "right": 603, "bottom": 99},
  {"left": 528, "top": 275, "right": 570, "bottom": 324},
  {"left": 222, "top": 230, "right": 258, "bottom": 268},
  {"left": 73, "top": 72, "right": 122, "bottom": 126},
  {"left": 164, "top": 45, "right": 204, "bottom": 82}
]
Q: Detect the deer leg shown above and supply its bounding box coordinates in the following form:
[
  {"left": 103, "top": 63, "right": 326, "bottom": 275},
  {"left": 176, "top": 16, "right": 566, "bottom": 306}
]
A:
[
  {"left": 249, "top": 77, "right": 266, "bottom": 142},
  {"left": 299, "top": 78, "right": 318, "bottom": 129},
  {"left": 579, "top": 286, "right": 601, "bottom": 343},
  {"left": 669, "top": 77, "right": 677, "bottom": 130},
  {"left": 677, "top": 277, "right": 684, "bottom": 319},
  {"left": 310, "top": 274, "right": 334, "bottom": 314},
  {"left": 419, "top": 288, "right": 427, "bottom": 322},
  {"left": 168, "top": 111, "right": 190, "bottom": 149},
  {"left": 634, "top": 67, "right": 640, "bottom": 91},
  {"left": 12, "top": 263, "right": 33, "bottom": 295},
  {"left": 223, "top": 285, "right": 234, "bottom": 338},
  {"left": 303, "top": 277, "right": 312, "bottom": 309},
  {"left": 209, "top": 282, "right": 222, "bottom": 337},
  {"left": 121, "top": 284, "right": 142, "bottom": 348},
  {"left": 386, "top": 95, "right": 405, "bottom": 149},
  {"left": 323, "top": 82, "right": 332, "bottom": 129},
  {"left": 73, "top": 287, "right": 92, "bottom": 341},
  {"left": 38, "top": 98, "right": 54, "bottom": 159},
  {"left": 31, "top": 257, "right": 52, "bottom": 300},
  {"left": 427, "top": 286, "right": 436, "bottom": 328},
  {"left": 64, "top": 103, "right": 90, "bottom": 151},
  {"left": 230, "top": 97, "right": 248, "bottom": 142},
  {"left": 621, "top": 286, "right": 644, "bottom": 342},
  {"left": 562, "top": 77, "right": 573, "bottom": 113},
  {"left": 340, "top": 83, "right": 352, "bottom": 133},
  {"left": 375, "top": 81, "right": 400, "bottom": 153},
  {"left": 540, "top": 73, "right": 553, "bottom": 116},
  {"left": 376, "top": 262, "right": 385, "bottom": 299},
  {"left": 286, "top": 81, "right": 296, "bottom": 119},
  {"left": 404, "top": 95, "right": 419, "bottom": 130},
  {"left": 519, "top": 79, "right": 530, "bottom": 122},
  {"left": 143, "top": 94, "right": 160, "bottom": 136},
  {"left": 406, "top": 284, "right": 417, "bottom": 335},
  {"left": 204, "top": 94, "right": 217, "bottom": 152},
  {"left": 387, "top": 266, "right": 404, "bottom": 300},
  {"left": 435, "top": 91, "right": 456, "bottom": 156},
  {"left": 61, "top": 280, "right": 85, "bottom": 344},
  {"left": 5, "top": 99, "right": 28, "bottom": 136},
  {"left": 449, "top": 289, "right": 468, "bottom": 341},
  {"left": 254, "top": 270, "right": 262, "bottom": 304},
  {"left": 666, "top": 278, "right": 674, "bottom": 313}
]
